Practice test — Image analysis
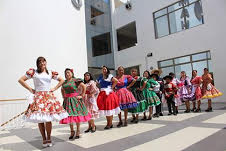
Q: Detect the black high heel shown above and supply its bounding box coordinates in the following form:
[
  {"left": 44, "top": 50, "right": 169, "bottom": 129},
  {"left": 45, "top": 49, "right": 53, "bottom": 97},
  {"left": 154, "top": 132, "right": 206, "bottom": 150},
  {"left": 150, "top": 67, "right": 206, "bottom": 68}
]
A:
[
  {"left": 117, "top": 121, "right": 123, "bottom": 127},
  {"left": 74, "top": 131, "right": 80, "bottom": 139},
  {"left": 91, "top": 126, "right": 96, "bottom": 133},
  {"left": 69, "top": 131, "right": 75, "bottom": 140},
  {"left": 84, "top": 127, "right": 91, "bottom": 133},
  {"left": 205, "top": 107, "right": 213, "bottom": 112},
  {"left": 195, "top": 108, "right": 201, "bottom": 113}
]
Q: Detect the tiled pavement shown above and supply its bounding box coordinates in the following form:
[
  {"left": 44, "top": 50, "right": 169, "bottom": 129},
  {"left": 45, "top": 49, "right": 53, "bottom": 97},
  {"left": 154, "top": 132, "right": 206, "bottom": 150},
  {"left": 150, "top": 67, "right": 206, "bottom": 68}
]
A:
[{"left": 1, "top": 101, "right": 226, "bottom": 151}]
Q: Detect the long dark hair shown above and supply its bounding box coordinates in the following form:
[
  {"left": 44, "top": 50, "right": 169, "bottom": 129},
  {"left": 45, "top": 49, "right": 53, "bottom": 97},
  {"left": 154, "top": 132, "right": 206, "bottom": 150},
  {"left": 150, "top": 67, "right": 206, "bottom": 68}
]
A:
[
  {"left": 102, "top": 65, "right": 110, "bottom": 79},
  {"left": 64, "top": 68, "right": 75, "bottom": 79},
  {"left": 36, "top": 56, "right": 49, "bottom": 74},
  {"left": 84, "top": 72, "right": 94, "bottom": 84},
  {"left": 143, "top": 70, "right": 151, "bottom": 79}
]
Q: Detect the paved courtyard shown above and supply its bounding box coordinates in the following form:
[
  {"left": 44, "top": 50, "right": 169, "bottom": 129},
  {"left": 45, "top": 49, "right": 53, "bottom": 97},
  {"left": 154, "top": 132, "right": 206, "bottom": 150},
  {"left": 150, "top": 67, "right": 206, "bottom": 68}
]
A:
[{"left": 1, "top": 100, "right": 226, "bottom": 151}]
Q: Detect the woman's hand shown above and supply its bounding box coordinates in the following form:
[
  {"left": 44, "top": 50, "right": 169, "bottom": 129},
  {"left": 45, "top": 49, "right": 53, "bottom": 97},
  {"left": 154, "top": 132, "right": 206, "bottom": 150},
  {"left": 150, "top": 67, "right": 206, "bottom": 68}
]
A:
[
  {"left": 29, "top": 88, "right": 35, "bottom": 94},
  {"left": 76, "top": 96, "right": 83, "bottom": 100},
  {"left": 50, "top": 88, "right": 56, "bottom": 92}
]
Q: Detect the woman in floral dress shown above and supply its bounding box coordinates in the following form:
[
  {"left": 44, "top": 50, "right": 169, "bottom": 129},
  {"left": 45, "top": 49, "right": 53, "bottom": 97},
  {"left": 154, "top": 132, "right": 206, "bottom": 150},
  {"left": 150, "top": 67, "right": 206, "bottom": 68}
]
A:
[
  {"left": 18, "top": 57, "right": 68, "bottom": 147},
  {"left": 202, "top": 68, "right": 223, "bottom": 112},
  {"left": 60, "top": 69, "right": 91, "bottom": 139},
  {"left": 84, "top": 72, "right": 99, "bottom": 133}
]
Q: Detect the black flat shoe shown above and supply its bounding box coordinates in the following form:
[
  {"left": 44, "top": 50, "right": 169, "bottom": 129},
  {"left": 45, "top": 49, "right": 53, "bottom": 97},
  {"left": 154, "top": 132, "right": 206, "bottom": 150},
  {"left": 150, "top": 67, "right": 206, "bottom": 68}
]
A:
[
  {"left": 205, "top": 107, "right": 213, "bottom": 112},
  {"left": 147, "top": 117, "right": 152, "bottom": 120},
  {"left": 84, "top": 127, "right": 91, "bottom": 133},
  {"left": 134, "top": 119, "right": 139, "bottom": 124},
  {"left": 69, "top": 131, "right": 75, "bottom": 140},
  {"left": 74, "top": 135, "right": 80, "bottom": 139},
  {"left": 168, "top": 113, "right": 172, "bottom": 116},
  {"left": 130, "top": 118, "right": 136, "bottom": 123},
  {"left": 104, "top": 125, "right": 113, "bottom": 130},
  {"left": 91, "top": 126, "right": 96, "bottom": 133},
  {"left": 159, "top": 113, "right": 164, "bottom": 116},
  {"left": 184, "top": 110, "right": 191, "bottom": 113},
  {"left": 195, "top": 108, "right": 201, "bottom": 113},
  {"left": 191, "top": 107, "right": 196, "bottom": 112},
  {"left": 141, "top": 116, "right": 147, "bottom": 121},
  {"left": 117, "top": 122, "right": 123, "bottom": 127},
  {"left": 123, "top": 122, "right": 128, "bottom": 127}
]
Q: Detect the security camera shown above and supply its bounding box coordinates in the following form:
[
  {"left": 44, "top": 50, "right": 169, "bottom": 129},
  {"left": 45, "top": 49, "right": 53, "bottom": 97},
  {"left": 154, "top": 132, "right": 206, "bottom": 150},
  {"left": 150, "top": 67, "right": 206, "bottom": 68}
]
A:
[{"left": 125, "top": 2, "right": 132, "bottom": 10}]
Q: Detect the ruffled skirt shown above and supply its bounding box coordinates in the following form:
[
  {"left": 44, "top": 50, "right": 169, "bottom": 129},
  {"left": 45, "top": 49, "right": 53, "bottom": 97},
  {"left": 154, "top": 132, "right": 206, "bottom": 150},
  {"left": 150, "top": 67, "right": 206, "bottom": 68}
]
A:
[
  {"left": 85, "top": 97, "right": 99, "bottom": 119},
  {"left": 202, "top": 84, "right": 223, "bottom": 99},
  {"left": 97, "top": 91, "right": 121, "bottom": 116},
  {"left": 128, "top": 89, "right": 148, "bottom": 113},
  {"left": 143, "top": 89, "right": 161, "bottom": 107},
  {"left": 115, "top": 88, "right": 138, "bottom": 110},
  {"left": 60, "top": 96, "right": 91, "bottom": 124},
  {"left": 24, "top": 91, "right": 68, "bottom": 123}
]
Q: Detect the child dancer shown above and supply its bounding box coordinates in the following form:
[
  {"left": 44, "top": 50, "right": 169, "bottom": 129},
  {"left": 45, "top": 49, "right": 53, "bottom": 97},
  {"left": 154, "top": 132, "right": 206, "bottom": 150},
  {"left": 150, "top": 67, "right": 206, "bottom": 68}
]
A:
[{"left": 163, "top": 75, "right": 178, "bottom": 115}]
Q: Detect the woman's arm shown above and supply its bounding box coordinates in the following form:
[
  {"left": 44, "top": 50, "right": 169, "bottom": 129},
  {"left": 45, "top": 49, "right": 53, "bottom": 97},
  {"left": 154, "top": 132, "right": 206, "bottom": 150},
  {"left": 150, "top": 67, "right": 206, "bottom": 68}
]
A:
[
  {"left": 112, "top": 77, "right": 118, "bottom": 90},
  {"left": 18, "top": 75, "right": 35, "bottom": 94},
  {"left": 50, "top": 76, "right": 64, "bottom": 92},
  {"left": 127, "top": 79, "right": 136, "bottom": 89},
  {"left": 77, "top": 82, "right": 86, "bottom": 99},
  {"left": 139, "top": 81, "right": 147, "bottom": 91},
  {"left": 61, "top": 87, "right": 65, "bottom": 99}
]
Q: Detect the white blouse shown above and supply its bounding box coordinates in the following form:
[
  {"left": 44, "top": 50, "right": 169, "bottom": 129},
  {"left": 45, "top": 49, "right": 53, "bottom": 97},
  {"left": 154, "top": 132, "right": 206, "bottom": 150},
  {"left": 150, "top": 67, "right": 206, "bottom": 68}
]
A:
[{"left": 25, "top": 69, "right": 59, "bottom": 92}]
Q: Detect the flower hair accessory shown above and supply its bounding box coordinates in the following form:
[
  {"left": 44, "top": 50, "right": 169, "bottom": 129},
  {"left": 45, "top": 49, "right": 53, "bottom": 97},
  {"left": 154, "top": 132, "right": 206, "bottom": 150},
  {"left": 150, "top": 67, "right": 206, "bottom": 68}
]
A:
[{"left": 70, "top": 69, "right": 74, "bottom": 73}]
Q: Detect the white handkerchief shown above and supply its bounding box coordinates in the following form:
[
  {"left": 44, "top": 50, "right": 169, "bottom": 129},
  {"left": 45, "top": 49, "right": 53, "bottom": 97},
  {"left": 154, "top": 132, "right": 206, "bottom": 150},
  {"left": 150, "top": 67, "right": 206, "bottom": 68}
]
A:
[{"left": 26, "top": 93, "right": 34, "bottom": 104}]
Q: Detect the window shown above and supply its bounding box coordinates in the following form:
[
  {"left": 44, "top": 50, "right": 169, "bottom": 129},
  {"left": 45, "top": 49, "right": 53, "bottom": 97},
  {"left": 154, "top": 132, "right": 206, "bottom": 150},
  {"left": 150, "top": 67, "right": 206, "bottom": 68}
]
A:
[
  {"left": 92, "top": 32, "right": 112, "bottom": 56},
  {"left": 117, "top": 22, "right": 138, "bottom": 51},
  {"left": 124, "top": 65, "right": 140, "bottom": 76},
  {"left": 153, "top": 0, "right": 204, "bottom": 39},
  {"left": 158, "top": 51, "right": 211, "bottom": 78}
]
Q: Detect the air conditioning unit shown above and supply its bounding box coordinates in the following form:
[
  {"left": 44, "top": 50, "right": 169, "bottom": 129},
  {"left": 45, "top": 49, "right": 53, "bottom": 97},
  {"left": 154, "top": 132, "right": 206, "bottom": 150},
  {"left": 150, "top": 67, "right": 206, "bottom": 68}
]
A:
[{"left": 90, "top": 19, "right": 96, "bottom": 25}]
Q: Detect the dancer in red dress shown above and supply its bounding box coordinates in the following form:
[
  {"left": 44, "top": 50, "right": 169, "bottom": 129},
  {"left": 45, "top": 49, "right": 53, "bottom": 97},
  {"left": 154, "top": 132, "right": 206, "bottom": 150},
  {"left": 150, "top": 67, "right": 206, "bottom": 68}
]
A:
[{"left": 96, "top": 66, "right": 121, "bottom": 129}]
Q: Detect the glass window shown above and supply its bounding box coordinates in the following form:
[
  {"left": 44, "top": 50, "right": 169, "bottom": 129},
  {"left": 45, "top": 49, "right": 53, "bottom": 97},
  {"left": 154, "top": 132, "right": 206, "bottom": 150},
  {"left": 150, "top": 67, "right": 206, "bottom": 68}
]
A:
[
  {"left": 207, "top": 51, "right": 211, "bottom": 59},
  {"left": 192, "top": 52, "right": 207, "bottom": 61},
  {"left": 153, "top": 0, "right": 204, "bottom": 39},
  {"left": 161, "top": 67, "right": 175, "bottom": 77},
  {"left": 192, "top": 60, "right": 207, "bottom": 76},
  {"left": 124, "top": 65, "right": 140, "bottom": 76},
  {"left": 174, "top": 56, "right": 190, "bottom": 64},
  {"left": 169, "top": 9, "right": 184, "bottom": 34},
  {"left": 155, "top": 16, "right": 169, "bottom": 38},
  {"left": 175, "top": 63, "right": 192, "bottom": 78},
  {"left": 168, "top": 2, "right": 182, "bottom": 12},
  {"left": 117, "top": 22, "right": 138, "bottom": 51},
  {"left": 92, "top": 32, "right": 112, "bottom": 56},
  {"left": 185, "top": 1, "right": 204, "bottom": 29},
  {"left": 159, "top": 59, "right": 173, "bottom": 67},
  {"left": 154, "top": 8, "right": 167, "bottom": 18},
  {"left": 208, "top": 60, "right": 212, "bottom": 73}
]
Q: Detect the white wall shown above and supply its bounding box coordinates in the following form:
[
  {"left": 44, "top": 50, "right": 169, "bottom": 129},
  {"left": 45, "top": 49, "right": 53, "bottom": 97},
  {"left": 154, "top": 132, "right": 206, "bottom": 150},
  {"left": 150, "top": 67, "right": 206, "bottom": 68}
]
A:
[
  {"left": 0, "top": 0, "right": 88, "bottom": 100},
  {"left": 113, "top": 0, "right": 226, "bottom": 99}
]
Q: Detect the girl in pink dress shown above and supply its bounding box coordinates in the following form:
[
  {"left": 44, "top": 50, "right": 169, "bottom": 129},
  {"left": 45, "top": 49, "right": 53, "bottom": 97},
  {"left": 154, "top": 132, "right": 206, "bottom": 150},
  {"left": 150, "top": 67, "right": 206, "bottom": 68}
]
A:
[
  {"left": 202, "top": 68, "right": 223, "bottom": 112},
  {"left": 190, "top": 70, "right": 203, "bottom": 112},
  {"left": 84, "top": 72, "right": 99, "bottom": 133},
  {"left": 115, "top": 66, "right": 137, "bottom": 127}
]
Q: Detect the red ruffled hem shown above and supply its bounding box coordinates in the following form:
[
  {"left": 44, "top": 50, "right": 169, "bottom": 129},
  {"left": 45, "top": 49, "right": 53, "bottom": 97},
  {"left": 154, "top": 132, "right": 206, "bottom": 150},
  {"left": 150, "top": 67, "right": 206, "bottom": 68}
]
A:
[{"left": 59, "top": 113, "right": 91, "bottom": 124}]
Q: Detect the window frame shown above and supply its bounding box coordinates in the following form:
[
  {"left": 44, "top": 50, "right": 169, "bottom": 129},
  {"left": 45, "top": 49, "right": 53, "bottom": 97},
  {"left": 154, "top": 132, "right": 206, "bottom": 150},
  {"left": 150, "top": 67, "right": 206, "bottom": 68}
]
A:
[{"left": 153, "top": 0, "right": 204, "bottom": 39}]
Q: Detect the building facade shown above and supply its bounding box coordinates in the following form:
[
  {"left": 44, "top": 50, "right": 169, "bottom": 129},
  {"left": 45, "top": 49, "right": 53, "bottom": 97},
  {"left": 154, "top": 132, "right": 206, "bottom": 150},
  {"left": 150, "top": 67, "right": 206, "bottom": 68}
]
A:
[{"left": 87, "top": 0, "right": 226, "bottom": 99}]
